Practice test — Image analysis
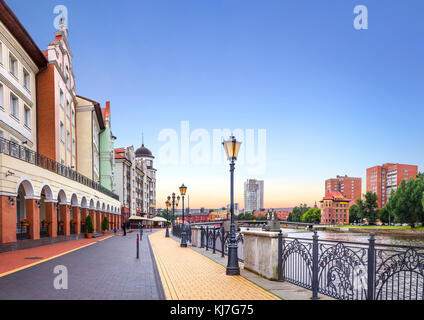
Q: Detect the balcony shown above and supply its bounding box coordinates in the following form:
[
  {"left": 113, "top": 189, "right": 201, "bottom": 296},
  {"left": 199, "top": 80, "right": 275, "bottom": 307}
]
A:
[{"left": 0, "top": 137, "right": 120, "bottom": 201}]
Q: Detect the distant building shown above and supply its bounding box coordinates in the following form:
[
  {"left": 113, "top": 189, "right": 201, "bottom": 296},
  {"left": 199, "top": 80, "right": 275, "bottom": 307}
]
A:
[
  {"left": 244, "top": 179, "right": 264, "bottom": 212},
  {"left": 320, "top": 191, "right": 350, "bottom": 225},
  {"left": 253, "top": 209, "right": 292, "bottom": 221},
  {"left": 226, "top": 203, "right": 239, "bottom": 215},
  {"left": 325, "top": 175, "right": 362, "bottom": 203},
  {"left": 367, "top": 163, "right": 418, "bottom": 208}
]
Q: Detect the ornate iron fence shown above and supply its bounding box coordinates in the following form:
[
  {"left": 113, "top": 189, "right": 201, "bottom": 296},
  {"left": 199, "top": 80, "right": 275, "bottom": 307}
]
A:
[
  {"left": 278, "top": 231, "right": 424, "bottom": 300},
  {"left": 172, "top": 224, "right": 191, "bottom": 241},
  {"left": 200, "top": 226, "right": 244, "bottom": 262},
  {"left": 0, "top": 137, "right": 119, "bottom": 201}
]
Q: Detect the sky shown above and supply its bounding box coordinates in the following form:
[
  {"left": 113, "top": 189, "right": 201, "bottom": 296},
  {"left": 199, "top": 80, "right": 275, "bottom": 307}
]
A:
[{"left": 7, "top": 0, "right": 424, "bottom": 209}]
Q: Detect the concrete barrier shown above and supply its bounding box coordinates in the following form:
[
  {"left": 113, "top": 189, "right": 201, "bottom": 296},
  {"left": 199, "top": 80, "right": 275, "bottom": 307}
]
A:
[
  {"left": 191, "top": 226, "right": 202, "bottom": 247},
  {"left": 242, "top": 230, "right": 285, "bottom": 280}
]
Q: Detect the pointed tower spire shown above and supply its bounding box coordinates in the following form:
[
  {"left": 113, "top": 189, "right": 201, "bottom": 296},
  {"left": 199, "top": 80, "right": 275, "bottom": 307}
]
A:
[{"left": 142, "top": 131, "right": 144, "bottom": 147}]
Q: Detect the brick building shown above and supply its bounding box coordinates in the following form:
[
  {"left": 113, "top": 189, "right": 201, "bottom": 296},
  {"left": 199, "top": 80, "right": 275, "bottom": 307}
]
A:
[
  {"left": 320, "top": 191, "right": 350, "bottom": 225},
  {"left": 325, "top": 175, "right": 362, "bottom": 203},
  {"left": 367, "top": 163, "right": 418, "bottom": 208}
]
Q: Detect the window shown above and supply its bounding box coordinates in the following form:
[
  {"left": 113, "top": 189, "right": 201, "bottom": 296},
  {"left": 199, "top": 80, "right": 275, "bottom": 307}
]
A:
[
  {"left": 23, "top": 69, "right": 30, "bottom": 91},
  {"left": 24, "top": 105, "right": 31, "bottom": 128},
  {"left": 72, "top": 139, "right": 75, "bottom": 156},
  {"left": 67, "top": 131, "right": 71, "bottom": 150},
  {"left": 9, "top": 53, "right": 18, "bottom": 78},
  {"left": 10, "top": 93, "right": 19, "bottom": 119},
  {"left": 66, "top": 100, "right": 70, "bottom": 117},
  {"left": 0, "top": 83, "right": 3, "bottom": 109},
  {"left": 60, "top": 122, "right": 64, "bottom": 142},
  {"left": 0, "top": 42, "right": 3, "bottom": 66},
  {"left": 60, "top": 90, "right": 64, "bottom": 108},
  {"left": 71, "top": 109, "right": 75, "bottom": 126}
]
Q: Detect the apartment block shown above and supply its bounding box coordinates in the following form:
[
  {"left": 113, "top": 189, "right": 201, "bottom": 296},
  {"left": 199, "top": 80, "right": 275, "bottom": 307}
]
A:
[
  {"left": 325, "top": 175, "right": 362, "bottom": 202},
  {"left": 367, "top": 163, "right": 418, "bottom": 208}
]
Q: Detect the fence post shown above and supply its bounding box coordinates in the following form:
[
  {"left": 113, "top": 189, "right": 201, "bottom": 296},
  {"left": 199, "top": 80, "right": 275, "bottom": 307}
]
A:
[
  {"left": 206, "top": 227, "right": 209, "bottom": 251},
  {"left": 311, "top": 231, "right": 319, "bottom": 300},
  {"left": 367, "top": 232, "right": 376, "bottom": 300},
  {"left": 213, "top": 227, "right": 216, "bottom": 254},
  {"left": 221, "top": 226, "right": 225, "bottom": 258},
  {"left": 136, "top": 234, "right": 139, "bottom": 259},
  {"left": 201, "top": 226, "right": 205, "bottom": 248},
  {"left": 277, "top": 230, "right": 283, "bottom": 281}
]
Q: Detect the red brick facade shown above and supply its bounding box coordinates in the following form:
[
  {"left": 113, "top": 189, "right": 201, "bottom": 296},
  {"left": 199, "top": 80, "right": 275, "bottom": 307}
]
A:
[
  {"left": 320, "top": 191, "right": 350, "bottom": 225},
  {"left": 367, "top": 163, "right": 418, "bottom": 208}
]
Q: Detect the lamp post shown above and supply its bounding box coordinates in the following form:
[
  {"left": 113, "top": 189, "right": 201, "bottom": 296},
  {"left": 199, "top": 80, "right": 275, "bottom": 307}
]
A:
[
  {"left": 179, "top": 184, "right": 188, "bottom": 247},
  {"left": 165, "top": 199, "right": 171, "bottom": 237},
  {"left": 170, "top": 193, "right": 180, "bottom": 233},
  {"left": 222, "top": 135, "right": 242, "bottom": 275}
]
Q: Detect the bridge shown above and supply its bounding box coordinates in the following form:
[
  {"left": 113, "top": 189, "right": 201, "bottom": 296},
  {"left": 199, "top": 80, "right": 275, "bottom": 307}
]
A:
[{"left": 189, "top": 220, "right": 317, "bottom": 230}]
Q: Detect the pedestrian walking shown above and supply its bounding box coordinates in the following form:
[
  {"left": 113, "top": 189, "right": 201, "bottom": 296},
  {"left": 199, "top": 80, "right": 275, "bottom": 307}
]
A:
[
  {"left": 114, "top": 226, "right": 117, "bottom": 234},
  {"left": 122, "top": 223, "right": 126, "bottom": 236},
  {"left": 140, "top": 226, "right": 143, "bottom": 240}
]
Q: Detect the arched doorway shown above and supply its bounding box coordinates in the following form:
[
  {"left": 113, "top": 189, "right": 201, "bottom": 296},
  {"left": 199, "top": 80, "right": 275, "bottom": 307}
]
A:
[
  {"left": 57, "top": 190, "right": 67, "bottom": 236},
  {"left": 39, "top": 185, "right": 53, "bottom": 238},
  {"left": 16, "top": 185, "right": 29, "bottom": 240}
]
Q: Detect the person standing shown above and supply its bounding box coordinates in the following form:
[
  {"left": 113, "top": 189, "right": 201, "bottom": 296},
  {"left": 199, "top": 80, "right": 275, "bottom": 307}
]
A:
[{"left": 122, "top": 223, "right": 126, "bottom": 236}]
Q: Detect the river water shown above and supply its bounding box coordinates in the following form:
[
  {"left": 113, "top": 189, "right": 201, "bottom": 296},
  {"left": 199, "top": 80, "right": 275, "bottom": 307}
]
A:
[{"left": 240, "top": 227, "right": 424, "bottom": 247}]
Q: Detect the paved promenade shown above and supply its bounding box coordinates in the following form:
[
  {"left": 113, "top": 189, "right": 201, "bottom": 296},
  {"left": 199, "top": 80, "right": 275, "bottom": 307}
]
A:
[
  {"left": 0, "top": 231, "right": 164, "bottom": 300},
  {"left": 149, "top": 230, "right": 280, "bottom": 300}
]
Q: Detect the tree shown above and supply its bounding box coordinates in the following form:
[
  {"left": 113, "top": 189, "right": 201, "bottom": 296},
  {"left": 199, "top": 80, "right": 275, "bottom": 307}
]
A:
[
  {"left": 378, "top": 207, "right": 393, "bottom": 224},
  {"left": 301, "top": 208, "right": 321, "bottom": 223},
  {"left": 349, "top": 204, "right": 361, "bottom": 224},
  {"left": 386, "top": 177, "right": 424, "bottom": 227},
  {"left": 363, "top": 191, "right": 378, "bottom": 224},
  {"left": 85, "top": 215, "right": 94, "bottom": 234},
  {"left": 102, "top": 216, "right": 109, "bottom": 231},
  {"left": 290, "top": 204, "right": 310, "bottom": 222}
]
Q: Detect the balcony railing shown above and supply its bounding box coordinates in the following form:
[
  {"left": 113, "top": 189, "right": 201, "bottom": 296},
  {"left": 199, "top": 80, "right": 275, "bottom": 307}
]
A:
[{"left": 0, "top": 137, "right": 120, "bottom": 201}]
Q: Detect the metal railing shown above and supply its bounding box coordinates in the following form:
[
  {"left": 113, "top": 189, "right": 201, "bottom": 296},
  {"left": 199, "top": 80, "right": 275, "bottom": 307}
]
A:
[
  {"left": 171, "top": 224, "right": 192, "bottom": 242},
  {"left": 200, "top": 226, "right": 244, "bottom": 262},
  {"left": 0, "top": 137, "right": 119, "bottom": 201},
  {"left": 278, "top": 231, "right": 424, "bottom": 300}
]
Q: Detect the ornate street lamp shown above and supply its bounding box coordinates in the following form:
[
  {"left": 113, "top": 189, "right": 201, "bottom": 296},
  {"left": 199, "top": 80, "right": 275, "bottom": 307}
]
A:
[
  {"left": 222, "top": 135, "right": 241, "bottom": 275},
  {"left": 171, "top": 193, "right": 179, "bottom": 231},
  {"left": 179, "top": 183, "right": 188, "bottom": 247},
  {"left": 165, "top": 199, "right": 171, "bottom": 237}
]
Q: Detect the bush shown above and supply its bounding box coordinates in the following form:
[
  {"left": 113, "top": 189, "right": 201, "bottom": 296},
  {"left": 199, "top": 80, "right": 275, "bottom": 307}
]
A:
[
  {"left": 102, "top": 216, "right": 109, "bottom": 231},
  {"left": 85, "top": 215, "right": 94, "bottom": 233}
]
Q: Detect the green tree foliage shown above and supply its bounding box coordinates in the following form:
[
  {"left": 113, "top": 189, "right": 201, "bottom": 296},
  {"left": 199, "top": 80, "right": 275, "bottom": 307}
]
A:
[
  {"left": 363, "top": 191, "right": 379, "bottom": 224},
  {"left": 349, "top": 204, "right": 361, "bottom": 224},
  {"left": 102, "top": 216, "right": 109, "bottom": 231},
  {"left": 301, "top": 208, "right": 321, "bottom": 223},
  {"left": 386, "top": 175, "right": 424, "bottom": 227},
  {"left": 288, "top": 204, "right": 310, "bottom": 222},
  {"left": 85, "top": 214, "right": 94, "bottom": 233},
  {"left": 378, "top": 207, "right": 394, "bottom": 224}
]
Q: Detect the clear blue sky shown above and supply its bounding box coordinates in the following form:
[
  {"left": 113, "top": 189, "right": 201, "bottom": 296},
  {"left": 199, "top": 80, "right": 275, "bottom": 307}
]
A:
[{"left": 8, "top": 0, "right": 424, "bottom": 208}]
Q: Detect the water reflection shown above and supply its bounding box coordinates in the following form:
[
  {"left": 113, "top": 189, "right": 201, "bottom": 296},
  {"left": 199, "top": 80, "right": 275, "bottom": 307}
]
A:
[{"left": 240, "top": 227, "right": 424, "bottom": 247}]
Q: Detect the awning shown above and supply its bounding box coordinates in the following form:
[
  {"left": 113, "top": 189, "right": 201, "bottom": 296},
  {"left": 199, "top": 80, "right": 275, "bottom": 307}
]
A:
[
  {"left": 128, "top": 215, "right": 150, "bottom": 221},
  {"left": 151, "top": 216, "right": 168, "bottom": 222}
]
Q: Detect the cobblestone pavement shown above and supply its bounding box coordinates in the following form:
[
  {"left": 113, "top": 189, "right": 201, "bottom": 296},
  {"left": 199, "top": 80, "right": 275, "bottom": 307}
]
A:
[
  {"left": 149, "top": 230, "right": 280, "bottom": 300},
  {"left": 0, "top": 231, "right": 164, "bottom": 300}
]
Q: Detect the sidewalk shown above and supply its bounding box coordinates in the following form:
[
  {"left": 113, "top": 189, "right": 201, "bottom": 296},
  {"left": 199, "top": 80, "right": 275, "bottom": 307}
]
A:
[
  {"left": 149, "top": 230, "right": 280, "bottom": 300},
  {"left": 0, "top": 233, "right": 114, "bottom": 277}
]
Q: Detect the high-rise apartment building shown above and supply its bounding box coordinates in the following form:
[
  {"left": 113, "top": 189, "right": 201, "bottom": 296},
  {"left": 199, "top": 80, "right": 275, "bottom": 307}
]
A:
[
  {"left": 325, "top": 175, "right": 362, "bottom": 202},
  {"left": 244, "top": 179, "right": 264, "bottom": 212},
  {"left": 367, "top": 163, "right": 418, "bottom": 208}
]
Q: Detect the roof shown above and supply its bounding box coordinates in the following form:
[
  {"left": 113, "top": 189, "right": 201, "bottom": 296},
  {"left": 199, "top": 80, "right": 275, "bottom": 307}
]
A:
[
  {"left": 0, "top": 0, "right": 48, "bottom": 69},
  {"left": 76, "top": 95, "right": 105, "bottom": 130},
  {"left": 135, "top": 144, "right": 154, "bottom": 158},
  {"left": 322, "top": 191, "right": 350, "bottom": 201}
]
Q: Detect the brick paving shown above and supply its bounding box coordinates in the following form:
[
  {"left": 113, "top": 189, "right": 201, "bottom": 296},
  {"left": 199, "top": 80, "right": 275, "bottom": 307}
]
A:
[
  {"left": 0, "top": 231, "right": 164, "bottom": 300},
  {"left": 149, "top": 230, "right": 280, "bottom": 300}
]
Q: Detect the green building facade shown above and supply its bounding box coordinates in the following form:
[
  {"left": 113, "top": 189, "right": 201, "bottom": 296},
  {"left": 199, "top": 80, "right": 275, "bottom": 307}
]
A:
[{"left": 99, "top": 102, "right": 116, "bottom": 192}]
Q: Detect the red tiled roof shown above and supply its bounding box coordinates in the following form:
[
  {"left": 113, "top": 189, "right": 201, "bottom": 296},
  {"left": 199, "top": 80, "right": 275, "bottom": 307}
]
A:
[{"left": 322, "top": 191, "right": 349, "bottom": 201}]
